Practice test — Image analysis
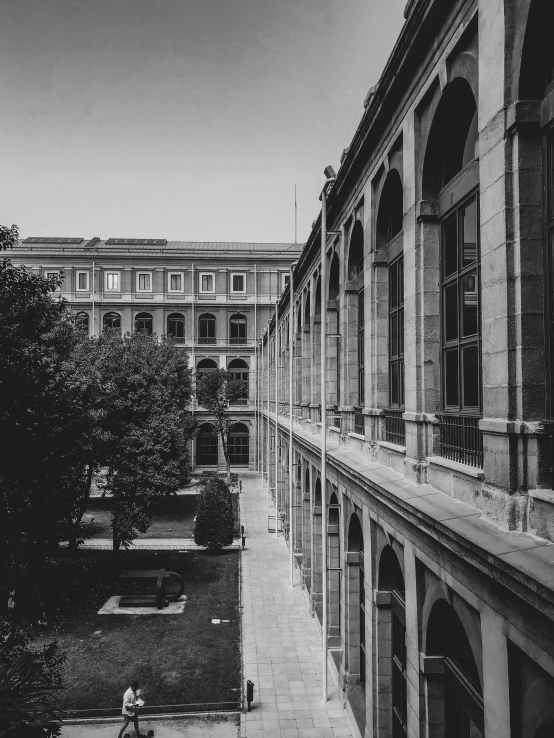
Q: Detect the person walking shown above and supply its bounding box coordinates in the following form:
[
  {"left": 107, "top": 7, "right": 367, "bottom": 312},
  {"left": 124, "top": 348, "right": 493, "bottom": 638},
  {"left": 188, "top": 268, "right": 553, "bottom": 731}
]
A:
[{"left": 117, "top": 680, "right": 141, "bottom": 738}]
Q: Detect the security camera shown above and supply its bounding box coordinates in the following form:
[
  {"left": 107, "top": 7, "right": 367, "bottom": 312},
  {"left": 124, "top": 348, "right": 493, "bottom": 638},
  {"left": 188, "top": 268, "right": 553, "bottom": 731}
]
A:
[{"left": 324, "top": 165, "right": 336, "bottom": 180}]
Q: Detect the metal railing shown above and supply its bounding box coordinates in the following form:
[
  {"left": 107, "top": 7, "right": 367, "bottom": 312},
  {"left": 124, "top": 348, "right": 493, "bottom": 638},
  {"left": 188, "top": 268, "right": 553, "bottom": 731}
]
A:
[
  {"left": 383, "top": 410, "right": 406, "bottom": 446},
  {"left": 353, "top": 407, "right": 364, "bottom": 435},
  {"left": 438, "top": 414, "right": 483, "bottom": 468}
]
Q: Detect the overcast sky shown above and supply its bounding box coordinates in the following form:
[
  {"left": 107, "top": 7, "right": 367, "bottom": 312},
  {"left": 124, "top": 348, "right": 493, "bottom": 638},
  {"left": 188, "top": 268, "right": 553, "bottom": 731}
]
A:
[{"left": 0, "top": 0, "right": 406, "bottom": 243}]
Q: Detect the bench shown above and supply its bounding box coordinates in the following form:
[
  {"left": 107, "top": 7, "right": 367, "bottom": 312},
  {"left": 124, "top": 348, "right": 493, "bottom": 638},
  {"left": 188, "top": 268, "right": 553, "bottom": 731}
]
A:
[{"left": 118, "top": 569, "right": 184, "bottom": 610}]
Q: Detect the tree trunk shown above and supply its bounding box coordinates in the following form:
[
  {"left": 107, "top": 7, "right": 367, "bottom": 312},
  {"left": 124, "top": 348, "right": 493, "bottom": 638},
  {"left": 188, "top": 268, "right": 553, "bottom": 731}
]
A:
[
  {"left": 112, "top": 518, "right": 121, "bottom": 570},
  {"left": 218, "top": 420, "right": 231, "bottom": 479},
  {"left": 68, "top": 463, "right": 95, "bottom": 552}
]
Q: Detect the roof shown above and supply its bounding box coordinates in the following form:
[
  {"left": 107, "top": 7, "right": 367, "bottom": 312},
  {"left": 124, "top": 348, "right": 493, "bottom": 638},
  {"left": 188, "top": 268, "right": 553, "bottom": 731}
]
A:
[{"left": 12, "top": 239, "right": 305, "bottom": 259}]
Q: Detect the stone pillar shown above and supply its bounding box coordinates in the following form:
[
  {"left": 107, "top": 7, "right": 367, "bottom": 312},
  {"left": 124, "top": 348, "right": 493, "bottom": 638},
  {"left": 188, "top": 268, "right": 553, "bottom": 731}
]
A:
[
  {"left": 404, "top": 543, "right": 421, "bottom": 738},
  {"left": 481, "top": 608, "right": 511, "bottom": 738},
  {"left": 312, "top": 503, "right": 323, "bottom": 621}
]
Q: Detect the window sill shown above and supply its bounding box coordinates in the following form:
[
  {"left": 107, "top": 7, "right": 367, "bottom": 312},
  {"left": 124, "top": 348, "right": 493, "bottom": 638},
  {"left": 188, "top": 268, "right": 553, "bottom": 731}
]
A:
[
  {"left": 379, "top": 440, "right": 406, "bottom": 454},
  {"left": 348, "top": 432, "right": 365, "bottom": 441},
  {"left": 427, "top": 455, "right": 484, "bottom": 480}
]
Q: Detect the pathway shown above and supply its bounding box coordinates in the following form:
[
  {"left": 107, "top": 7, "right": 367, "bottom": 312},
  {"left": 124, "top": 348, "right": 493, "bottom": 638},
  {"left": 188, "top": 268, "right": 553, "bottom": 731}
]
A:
[{"left": 240, "top": 471, "right": 353, "bottom": 738}]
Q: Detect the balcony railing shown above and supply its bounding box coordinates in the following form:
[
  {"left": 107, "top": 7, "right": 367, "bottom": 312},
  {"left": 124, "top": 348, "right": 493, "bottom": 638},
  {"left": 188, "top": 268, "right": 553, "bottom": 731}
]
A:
[
  {"left": 438, "top": 414, "right": 483, "bottom": 468},
  {"left": 383, "top": 410, "right": 406, "bottom": 446},
  {"left": 353, "top": 407, "right": 364, "bottom": 435}
]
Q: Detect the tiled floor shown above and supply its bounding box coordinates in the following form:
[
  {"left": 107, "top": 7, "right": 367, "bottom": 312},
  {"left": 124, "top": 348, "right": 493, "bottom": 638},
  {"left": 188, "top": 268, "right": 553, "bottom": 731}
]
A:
[{"left": 239, "top": 472, "right": 353, "bottom": 738}]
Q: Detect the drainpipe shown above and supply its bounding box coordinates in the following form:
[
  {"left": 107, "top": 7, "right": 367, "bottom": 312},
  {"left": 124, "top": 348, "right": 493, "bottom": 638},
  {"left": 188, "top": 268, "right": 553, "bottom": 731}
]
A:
[{"left": 274, "top": 299, "right": 279, "bottom": 537}]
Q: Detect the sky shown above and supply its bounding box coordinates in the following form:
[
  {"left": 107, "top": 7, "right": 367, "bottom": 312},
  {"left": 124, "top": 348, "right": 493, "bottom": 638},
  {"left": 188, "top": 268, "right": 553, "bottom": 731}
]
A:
[{"left": 0, "top": 0, "right": 407, "bottom": 243}]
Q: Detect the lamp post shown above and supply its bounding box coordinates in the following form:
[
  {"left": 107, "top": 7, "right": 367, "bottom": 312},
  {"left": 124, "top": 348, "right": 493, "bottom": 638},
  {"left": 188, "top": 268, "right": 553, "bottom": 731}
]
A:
[
  {"left": 274, "top": 299, "right": 279, "bottom": 537},
  {"left": 289, "top": 262, "right": 297, "bottom": 587},
  {"left": 321, "top": 165, "right": 336, "bottom": 703}
]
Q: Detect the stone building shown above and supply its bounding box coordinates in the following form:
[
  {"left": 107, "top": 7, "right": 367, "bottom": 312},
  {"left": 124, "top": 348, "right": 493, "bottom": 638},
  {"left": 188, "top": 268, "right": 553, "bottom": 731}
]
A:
[
  {"left": 11, "top": 237, "right": 303, "bottom": 470},
  {"left": 261, "top": 1, "right": 554, "bottom": 736}
]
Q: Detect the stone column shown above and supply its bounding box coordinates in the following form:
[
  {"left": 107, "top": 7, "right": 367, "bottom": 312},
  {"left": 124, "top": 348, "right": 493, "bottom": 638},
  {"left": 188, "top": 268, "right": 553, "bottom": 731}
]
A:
[{"left": 481, "top": 608, "right": 510, "bottom": 738}]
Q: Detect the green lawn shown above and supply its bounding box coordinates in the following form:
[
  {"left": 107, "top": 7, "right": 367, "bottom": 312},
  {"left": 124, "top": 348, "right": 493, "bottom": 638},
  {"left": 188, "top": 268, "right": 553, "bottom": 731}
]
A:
[
  {"left": 32, "top": 549, "right": 241, "bottom": 715},
  {"left": 83, "top": 493, "right": 240, "bottom": 540}
]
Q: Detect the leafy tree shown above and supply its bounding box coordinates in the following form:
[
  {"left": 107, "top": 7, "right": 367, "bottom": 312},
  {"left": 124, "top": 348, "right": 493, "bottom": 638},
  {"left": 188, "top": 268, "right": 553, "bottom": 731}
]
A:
[
  {"left": 90, "top": 331, "right": 196, "bottom": 564},
  {"left": 193, "top": 477, "right": 235, "bottom": 550},
  {"left": 195, "top": 369, "right": 246, "bottom": 477}
]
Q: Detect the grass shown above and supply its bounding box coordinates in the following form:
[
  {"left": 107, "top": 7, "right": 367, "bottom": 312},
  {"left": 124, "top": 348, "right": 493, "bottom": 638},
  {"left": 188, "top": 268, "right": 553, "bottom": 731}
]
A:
[
  {"left": 32, "top": 548, "right": 241, "bottom": 714},
  {"left": 84, "top": 493, "right": 240, "bottom": 540}
]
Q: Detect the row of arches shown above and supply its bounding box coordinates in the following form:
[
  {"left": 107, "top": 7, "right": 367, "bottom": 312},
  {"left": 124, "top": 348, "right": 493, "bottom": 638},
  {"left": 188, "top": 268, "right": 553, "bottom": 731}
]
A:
[{"left": 74, "top": 311, "right": 248, "bottom": 343}]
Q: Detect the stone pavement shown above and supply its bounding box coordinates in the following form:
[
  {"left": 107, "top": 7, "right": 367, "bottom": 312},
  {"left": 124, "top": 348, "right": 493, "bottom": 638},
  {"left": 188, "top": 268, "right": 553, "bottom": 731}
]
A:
[
  {"left": 61, "top": 714, "right": 239, "bottom": 737},
  {"left": 239, "top": 472, "right": 353, "bottom": 738}
]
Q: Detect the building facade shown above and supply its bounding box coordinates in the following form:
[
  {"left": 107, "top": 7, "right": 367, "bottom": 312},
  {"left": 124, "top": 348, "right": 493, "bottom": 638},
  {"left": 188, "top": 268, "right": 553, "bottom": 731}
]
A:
[
  {"left": 261, "top": 1, "right": 554, "bottom": 736},
  {"left": 12, "top": 237, "right": 303, "bottom": 471}
]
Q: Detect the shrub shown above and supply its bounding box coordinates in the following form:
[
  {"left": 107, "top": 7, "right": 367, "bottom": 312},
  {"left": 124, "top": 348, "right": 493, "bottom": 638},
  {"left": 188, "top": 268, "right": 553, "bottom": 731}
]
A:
[{"left": 194, "top": 477, "right": 234, "bottom": 550}]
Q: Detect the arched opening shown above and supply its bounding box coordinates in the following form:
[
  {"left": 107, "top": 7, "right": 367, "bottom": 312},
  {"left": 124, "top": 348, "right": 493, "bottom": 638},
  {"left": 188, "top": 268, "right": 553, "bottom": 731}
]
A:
[
  {"left": 314, "top": 277, "right": 322, "bottom": 418},
  {"left": 228, "top": 422, "right": 249, "bottom": 466},
  {"left": 302, "top": 467, "right": 312, "bottom": 590},
  {"left": 377, "top": 545, "right": 407, "bottom": 737},
  {"left": 422, "top": 78, "right": 478, "bottom": 200},
  {"left": 303, "top": 290, "right": 312, "bottom": 407},
  {"left": 312, "top": 477, "right": 323, "bottom": 622},
  {"left": 346, "top": 513, "right": 366, "bottom": 732},
  {"left": 228, "top": 358, "right": 249, "bottom": 405},
  {"left": 198, "top": 313, "right": 216, "bottom": 345},
  {"left": 196, "top": 422, "right": 218, "bottom": 466},
  {"left": 535, "top": 723, "right": 554, "bottom": 738},
  {"left": 103, "top": 312, "right": 121, "bottom": 333},
  {"left": 347, "top": 222, "right": 365, "bottom": 431},
  {"left": 377, "top": 170, "right": 406, "bottom": 445},
  {"left": 423, "top": 79, "right": 482, "bottom": 467},
  {"left": 508, "top": 639, "right": 554, "bottom": 738},
  {"left": 196, "top": 358, "right": 218, "bottom": 380},
  {"left": 425, "top": 599, "right": 483, "bottom": 737},
  {"left": 74, "top": 311, "right": 89, "bottom": 332},
  {"left": 167, "top": 312, "right": 185, "bottom": 341},
  {"left": 328, "top": 492, "right": 341, "bottom": 647},
  {"left": 328, "top": 253, "right": 341, "bottom": 410},
  {"left": 229, "top": 313, "right": 247, "bottom": 345},
  {"left": 135, "top": 312, "right": 153, "bottom": 336}
]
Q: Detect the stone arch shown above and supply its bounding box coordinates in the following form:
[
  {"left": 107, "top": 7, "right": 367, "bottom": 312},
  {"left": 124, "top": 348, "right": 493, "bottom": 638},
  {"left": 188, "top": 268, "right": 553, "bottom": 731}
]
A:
[
  {"left": 376, "top": 169, "right": 404, "bottom": 250},
  {"left": 422, "top": 77, "right": 478, "bottom": 200},
  {"left": 328, "top": 491, "right": 341, "bottom": 644},
  {"left": 303, "top": 464, "right": 312, "bottom": 591},
  {"left": 345, "top": 511, "right": 366, "bottom": 733},
  {"left": 423, "top": 598, "right": 483, "bottom": 737},
  {"left": 312, "top": 475, "right": 323, "bottom": 621}
]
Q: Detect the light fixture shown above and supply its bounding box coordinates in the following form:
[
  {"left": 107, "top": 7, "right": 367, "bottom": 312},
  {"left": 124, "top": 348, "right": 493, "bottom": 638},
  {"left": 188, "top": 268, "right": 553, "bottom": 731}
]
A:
[{"left": 323, "top": 165, "right": 336, "bottom": 179}]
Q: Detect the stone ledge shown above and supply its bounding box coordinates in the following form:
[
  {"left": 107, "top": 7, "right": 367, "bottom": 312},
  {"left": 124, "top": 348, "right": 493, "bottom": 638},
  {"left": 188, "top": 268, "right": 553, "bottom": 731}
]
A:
[
  {"left": 380, "top": 440, "right": 407, "bottom": 454},
  {"left": 479, "top": 417, "right": 547, "bottom": 435},
  {"left": 427, "top": 455, "right": 485, "bottom": 480},
  {"left": 348, "top": 432, "right": 366, "bottom": 441}
]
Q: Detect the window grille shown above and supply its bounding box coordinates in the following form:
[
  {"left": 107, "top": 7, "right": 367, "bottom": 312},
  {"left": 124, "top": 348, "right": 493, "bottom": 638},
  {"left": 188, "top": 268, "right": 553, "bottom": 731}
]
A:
[
  {"left": 438, "top": 414, "right": 483, "bottom": 468},
  {"left": 353, "top": 407, "right": 364, "bottom": 436},
  {"left": 384, "top": 410, "right": 405, "bottom": 446}
]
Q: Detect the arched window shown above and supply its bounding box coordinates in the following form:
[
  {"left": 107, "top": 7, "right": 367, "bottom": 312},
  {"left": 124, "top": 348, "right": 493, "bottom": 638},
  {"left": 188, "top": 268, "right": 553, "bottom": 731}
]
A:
[
  {"left": 314, "top": 277, "right": 322, "bottom": 418},
  {"left": 303, "top": 290, "right": 311, "bottom": 407},
  {"left": 377, "top": 170, "right": 405, "bottom": 445},
  {"left": 329, "top": 253, "right": 341, "bottom": 411},
  {"left": 135, "top": 312, "right": 153, "bottom": 336},
  {"left": 423, "top": 79, "right": 482, "bottom": 467},
  {"left": 348, "top": 222, "right": 365, "bottom": 433},
  {"left": 347, "top": 514, "right": 365, "bottom": 699},
  {"left": 167, "top": 313, "right": 185, "bottom": 342},
  {"left": 196, "top": 422, "right": 218, "bottom": 466},
  {"left": 228, "top": 358, "right": 248, "bottom": 404},
  {"left": 74, "top": 311, "right": 89, "bottom": 332},
  {"left": 229, "top": 313, "right": 247, "bottom": 345},
  {"left": 425, "top": 600, "right": 483, "bottom": 737},
  {"left": 198, "top": 313, "right": 216, "bottom": 344},
  {"left": 228, "top": 422, "right": 249, "bottom": 465},
  {"left": 378, "top": 546, "right": 407, "bottom": 737},
  {"left": 103, "top": 312, "right": 121, "bottom": 332},
  {"left": 196, "top": 358, "right": 218, "bottom": 381}
]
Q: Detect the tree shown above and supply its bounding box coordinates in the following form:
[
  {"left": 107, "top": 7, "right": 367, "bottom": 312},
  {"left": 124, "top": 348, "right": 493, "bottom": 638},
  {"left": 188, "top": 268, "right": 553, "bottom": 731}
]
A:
[
  {"left": 90, "top": 331, "right": 196, "bottom": 564},
  {"left": 193, "top": 477, "right": 235, "bottom": 550},
  {"left": 195, "top": 369, "right": 246, "bottom": 477}
]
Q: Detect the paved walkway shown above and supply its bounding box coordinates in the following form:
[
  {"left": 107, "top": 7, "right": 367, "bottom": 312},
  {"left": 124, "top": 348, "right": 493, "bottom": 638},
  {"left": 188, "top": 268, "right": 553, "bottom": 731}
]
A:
[{"left": 240, "top": 472, "right": 353, "bottom": 738}]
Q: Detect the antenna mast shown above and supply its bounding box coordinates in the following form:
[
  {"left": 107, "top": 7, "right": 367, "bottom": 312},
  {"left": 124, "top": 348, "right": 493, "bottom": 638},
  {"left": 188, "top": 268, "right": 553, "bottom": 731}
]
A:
[{"left": 294, "top": 184, "right": 298, "bottom": 245}]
